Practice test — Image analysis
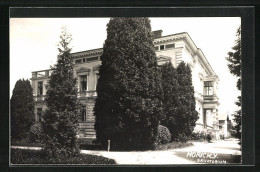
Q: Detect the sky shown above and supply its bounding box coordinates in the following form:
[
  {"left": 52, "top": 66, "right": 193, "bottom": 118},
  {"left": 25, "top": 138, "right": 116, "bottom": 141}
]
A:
[{"left": 10, "top": 17, "right": 241, "bottom": 116}]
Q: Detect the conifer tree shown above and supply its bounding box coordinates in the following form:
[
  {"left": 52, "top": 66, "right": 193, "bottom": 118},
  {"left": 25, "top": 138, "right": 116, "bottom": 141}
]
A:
[
  {"left": 42, "top": 27, "right": 81, "bottom": 157},
  {"left": 175, "top": 62, "right": 198, "bottom": 142},
  {"left": 226, "top": 26, "right": 241, "bottom": 139},
  {"left": 160, "top": 62, "right": 180, "bottom": 139},
  {"left": 94, "top": 18, "right": 163, "bottom": 150},
  {"left": 11, "top": 79, "right": 34, "bottom": 139}
]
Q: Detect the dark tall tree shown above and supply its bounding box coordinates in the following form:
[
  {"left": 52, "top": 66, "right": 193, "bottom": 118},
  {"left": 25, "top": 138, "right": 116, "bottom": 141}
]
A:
[
  {"left": 94, "top": 18, "right": 163, "bottom": 150},
  {"left": 175, "top": 62, "right": 199, "bottom": 142},
  {"left": 11, "top": 79, "right": 34, "bottom": 139},
  {"left": 160, "top": 62, "right": 180, "bottom": 139},
  {"left": 42, "top": 27, "right": 81, "bottom": 157},
  {"left": 226, "top": 26, "right": 241, "bottom": 139}
]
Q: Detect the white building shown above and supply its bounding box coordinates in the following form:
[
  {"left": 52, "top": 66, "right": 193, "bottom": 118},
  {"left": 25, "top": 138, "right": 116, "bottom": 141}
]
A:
[{"left": 31, "top": 30, "right": 220, "bottom": 138}]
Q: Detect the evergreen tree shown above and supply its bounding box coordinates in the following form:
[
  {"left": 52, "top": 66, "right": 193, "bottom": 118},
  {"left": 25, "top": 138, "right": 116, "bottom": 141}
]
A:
[
  {"left": 226, "top": 26, "right": 241, "bottom": 139},
  {"left": 94, "top": 18, "right": 163, "bottom": 150},
  {"left": 160, "top": 62, "right": 179, "bottom": 139},
  {"left": 11, "top": 79, "right": 34, "bottom": 139},
  {"left": 42, "top": 27, "right": 81, "bottom": 157},
  {"left": 175, "top": 62, "right": 199, "bottom": 142}
]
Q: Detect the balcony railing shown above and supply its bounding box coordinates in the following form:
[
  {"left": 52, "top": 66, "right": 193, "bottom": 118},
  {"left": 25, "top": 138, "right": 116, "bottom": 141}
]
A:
[
  {"left": 78, "top": 90, "right": 97, "bottom": 98},
  {"left": 204, "top": 95, "right": 214, "bottom": 100},
  {"left": 34, "top": 95, "right": 45, "bottom": 102}
]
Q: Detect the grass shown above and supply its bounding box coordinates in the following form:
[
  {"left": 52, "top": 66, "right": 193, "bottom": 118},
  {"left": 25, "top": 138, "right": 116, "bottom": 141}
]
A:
[
  {"left": 11, "top": 138, "right": 43, "bottom": 147},
  {"left": 78, "top": 138, "right": 105, "bottom": 150},
  {"left": 11, "top": 148, "right": 116, "bottom": 165},
  {"left": 155, "top": 141, "right": 193, "bottom": 151},
  {"left": 12, "top": 137, "right": 193, "bottom": 151}
]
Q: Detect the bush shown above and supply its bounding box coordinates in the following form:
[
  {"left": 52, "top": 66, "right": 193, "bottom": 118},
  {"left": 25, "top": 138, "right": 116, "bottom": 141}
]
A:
[
  {"left": 191, "top": 132, "right": 205, "bottom": 141},
  {"left": 220, "top": 134, "right": 225, "bottom": 140},
  {"left": 28, "top": 123, "right": 43, "bottom": 143},
  {"left": 205, "top": 133, "right": 212, "bottom": 142},
  {"left": 156, "top": 125, "right": 171, "bottom": 145},
  {"left": 11, "top": 148, "right": 116, "bottom": 164}
]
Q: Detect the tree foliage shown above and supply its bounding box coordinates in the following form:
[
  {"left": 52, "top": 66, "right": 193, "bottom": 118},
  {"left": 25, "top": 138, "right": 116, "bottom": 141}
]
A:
[
  {"left": 42, "top": 26, "right": 81, "bottom": 157},
  {"left": 94, "top": 18, "right": 163, "bottom": 150},
  {"left": 160, "top": 62, "right": 179, "bottom": 138},
  {"left": 226, "top": 26, "right": 241, "bottom": 90},
  {"left": 226, "top": 26, "right": 241, "bottom": 139},
  {"left": 176, "top": 62, "right": 198, "bottom": 141},
  {"left": 11, "top": 79, "right": 34, "bottom": 139},
  {"left": 161, "top": 62, "right": 198, "bottom": 142}
]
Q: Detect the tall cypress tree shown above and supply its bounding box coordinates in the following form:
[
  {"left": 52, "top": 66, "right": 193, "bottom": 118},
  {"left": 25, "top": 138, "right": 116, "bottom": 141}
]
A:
[
  {"left": 176, "top": 62, "right": 198, "bottom": 142},
  {"left": 94, "top": 18, "right": 163, "bottom": 150},
  {"left": 42, "top": 27, "right": 81, "bottom": 157},
  {"left": 160, "top": 62, "right": 179, "bottom": 140},
  {"left": 11, "top": 79, "right": 34, "bottom": 139}
]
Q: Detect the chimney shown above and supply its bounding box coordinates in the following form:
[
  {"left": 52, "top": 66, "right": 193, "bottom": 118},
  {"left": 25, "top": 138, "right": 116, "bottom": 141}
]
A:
[{"left": 151, "top": 30, "right": 163, "bottom": 39}]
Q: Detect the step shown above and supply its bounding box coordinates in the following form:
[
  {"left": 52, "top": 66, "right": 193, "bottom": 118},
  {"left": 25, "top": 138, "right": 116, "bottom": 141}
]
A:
[{"left": 85, "top": 131, "right": 96, "bottom": 135}]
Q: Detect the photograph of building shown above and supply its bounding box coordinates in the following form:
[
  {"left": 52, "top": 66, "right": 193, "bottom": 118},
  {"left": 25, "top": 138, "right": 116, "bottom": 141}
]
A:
[
  {"left": 10, "top": 16, "right": 242, "bottom": 165},
  {"left": 31, "top": 30, "right": 220, "bottom": 138}
]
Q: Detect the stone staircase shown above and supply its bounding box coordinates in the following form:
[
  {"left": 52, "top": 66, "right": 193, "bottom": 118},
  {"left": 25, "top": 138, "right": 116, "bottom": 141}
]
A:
[{"left": 78, "top": 102, "right": 96, "bottom": 138}]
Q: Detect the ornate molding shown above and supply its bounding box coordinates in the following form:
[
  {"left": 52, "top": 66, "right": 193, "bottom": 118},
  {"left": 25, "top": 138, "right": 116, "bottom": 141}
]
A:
[
  {"left": 93, "top": 64, "right": 101, "bottom": 72},
  {"left": 76, "top": 67, "right": 91, "bottom": 74},
  {"left": 157, "top": 55, "right": 171, "bottom": 62},
  {"left": 71, "top": 48, "right": 103, "bottom": 59}
]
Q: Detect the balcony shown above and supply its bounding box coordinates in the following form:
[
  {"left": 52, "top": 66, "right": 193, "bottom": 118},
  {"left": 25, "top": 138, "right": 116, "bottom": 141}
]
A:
[
  {"left": 204, "top": 95, "right": 214, "bottom": 100},
  {"left": 78, "top": 90, "right": 97, "bottom": 98},
  {"left": 203, "top": 95, "right": 219, "bottom": 102},
  {"left": 34, "top": 95, "right": 45, "bottom": 102}
]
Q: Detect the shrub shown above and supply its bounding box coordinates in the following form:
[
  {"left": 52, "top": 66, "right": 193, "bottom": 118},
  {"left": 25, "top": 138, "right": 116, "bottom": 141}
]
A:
[
  {"left": 191, "top": 132, "right": 205, "bottom": 141},
  {"left": 11, "top": 79, "right": 34, "bottom": 139},
  {"left": 156, "top": 125, "right": 171, "bottom": 145},
  {"left": 205, "top": 133, "right": 212, "bottom": 142},
  {"left": 29, "top": 122, "right": 43, "bottom": 143},
  {"left": 220, "top": 134, "right": 225, "bottom": 140}
]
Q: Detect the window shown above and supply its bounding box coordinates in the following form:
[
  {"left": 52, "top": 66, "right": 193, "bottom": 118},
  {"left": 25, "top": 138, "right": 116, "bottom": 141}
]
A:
[
  {"left": 165, "top": 43, "right": 175, "bottom": 49},
  {"left": 82, "top": 58, "right": 86, "bottom": 62},
  {"left": 36, "top": 108, "right": 42, "bottom": 122},
  {"left": 81, "top": 106, "right": 86, "bottom": 121},
  {"left": 75, "top": 59, "right": 82, "bottom": 64},
  {"left": 80, "top": 75, "right": 87, "bottom": 91},
  {"left": 37, "top": 81, "right": 43, "bottom": 95},
  {"left": 204, "top": 81, "right": 213, "bottom": 95},
  {"left": 160, "top": 45, "right": 165, "bottom": 50},
  {"left": 86, "top": 56, "right": 99, "bottom": 62}
]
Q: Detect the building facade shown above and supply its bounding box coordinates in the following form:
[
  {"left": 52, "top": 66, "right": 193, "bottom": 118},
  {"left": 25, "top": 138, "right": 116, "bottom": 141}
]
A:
[{"left": 31, "top": 30, "right": 220, "bottom": 138}]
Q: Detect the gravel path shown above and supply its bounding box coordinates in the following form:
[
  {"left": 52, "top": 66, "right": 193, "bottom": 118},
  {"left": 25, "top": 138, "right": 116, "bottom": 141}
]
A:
[{"left": 80, "top": 150, "right": 195, "bottom": 164}]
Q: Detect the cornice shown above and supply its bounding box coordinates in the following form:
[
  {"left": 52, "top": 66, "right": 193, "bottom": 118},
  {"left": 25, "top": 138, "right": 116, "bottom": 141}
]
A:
[
  {"left": 93, "top": 64, "right": 101, "bottom": 71},
  {"left": 154, "top": 32, "right": 216, "bottom": 76},
  {"left": 71, "top": 48, "right": 103, "bottom": 59},
  {"left": 196, "top": 49, "right": 215, "bottom": 76},
  {"left": 76, "top": 67, "right": 91, "bottom": 73},
  {"left": 153, "top": 33, "right": 187, "bottom": 45}
]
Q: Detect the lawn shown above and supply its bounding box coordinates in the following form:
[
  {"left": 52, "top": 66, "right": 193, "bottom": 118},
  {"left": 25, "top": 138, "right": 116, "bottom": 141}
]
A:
[
  {"left": 155, "top": 141, "right": 193, "bottom": 151},
  {"left": 11, "top": 148, "right": 116, "bottom": 165}
]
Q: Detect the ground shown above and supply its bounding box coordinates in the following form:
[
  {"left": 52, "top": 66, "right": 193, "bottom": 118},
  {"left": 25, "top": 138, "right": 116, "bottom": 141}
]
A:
[
  {"left": 80, "top": 138, "right": 241, "bottom": 164},
  {"left": 11, "top": 138, "right": 241, "bottom": 165}
]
